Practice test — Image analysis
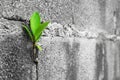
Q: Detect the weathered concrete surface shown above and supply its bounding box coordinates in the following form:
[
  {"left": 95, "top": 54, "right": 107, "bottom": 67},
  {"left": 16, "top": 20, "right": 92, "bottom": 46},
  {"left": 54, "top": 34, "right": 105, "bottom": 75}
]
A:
[
  {"left": 1, "top": 19, "right": 120, "bottom": 80},
  {"left": 95, "top": 35, "right": 120, "bottom": 80},
  {"left": 98, "top": 40, "right": 120, "bottom": 80},
  {"left": 105, "top": 40, "right": 120, "bottom": 80},
  {"left": 0, "top": 0, "right": 119, "bottom": 34},
  {"left": 0, "top": 18, "right": 36, "bottom": 80},
  {"left": 38, "top": 37, "right": 96, "bottom": 80},
  {"left": 0, "top": 0, "right": 74, "bottom": 25},
  {"left": 0, "top": 0, "right": 120, "bottom": 80},
  {"left": 37, "top": 34, "right": 120, "bottom": 80}
]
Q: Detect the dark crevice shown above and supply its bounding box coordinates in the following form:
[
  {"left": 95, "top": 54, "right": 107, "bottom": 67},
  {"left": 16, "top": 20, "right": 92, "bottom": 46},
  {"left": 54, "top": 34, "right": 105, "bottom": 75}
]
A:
[
  {"left": 34, "top": 61, "right": 38, "bottom": 80},
  {"left": 1, "top": 14, "right": 39, "bottom": 80},
  {"left": 36, "top": 63, "right": 38, "bottom": 80},
  {"left": 32, "top": 45, "right": 39, "bottom": 80},
  {"left": 3, "top": 25, "right": 9, "bottom": 29},
  {"left": 1, "top": 15, "right": 29, "bottom": 24}
]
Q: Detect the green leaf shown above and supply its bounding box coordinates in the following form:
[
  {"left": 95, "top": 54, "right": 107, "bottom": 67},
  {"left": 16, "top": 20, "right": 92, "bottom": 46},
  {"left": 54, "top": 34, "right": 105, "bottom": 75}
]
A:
[
  {"left": 22, "top": 25, "right": 34, "bottom": 42},
  {"left": 30, "top": 12, "right": 41, "bottom": 39},
  {"left": 35, "top": 21, "right": 49, "bottom": 41},
  {"left": 36, "top": 32, "right": 42, "bottom": 42},
  {"left": 35, "top": 44, "right": 42, "bottom": 51}
]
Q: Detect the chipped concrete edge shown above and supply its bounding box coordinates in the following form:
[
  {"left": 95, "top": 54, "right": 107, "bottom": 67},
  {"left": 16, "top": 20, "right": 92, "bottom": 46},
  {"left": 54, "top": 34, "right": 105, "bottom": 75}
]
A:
[
  {"left": 0, "top": 15, "right": 120, "bottom": 42},
  {"left": 43, "top": 22, "right": 120, "bottom": 41}
]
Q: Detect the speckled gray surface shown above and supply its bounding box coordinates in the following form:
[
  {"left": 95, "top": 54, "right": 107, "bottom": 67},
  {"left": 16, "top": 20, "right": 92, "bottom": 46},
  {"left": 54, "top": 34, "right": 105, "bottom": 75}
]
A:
[
  {"left": 0, "top": 19, "right": 36, "bottom": 80},
  {"left": 0, "top": 0, "right": 118, "bottom": 33},
  {"left": 38, "top": 37, "right": 96, "bottom": 80},
  {"left": 0, "top": 0, "right": 120, "bottom": 80}
]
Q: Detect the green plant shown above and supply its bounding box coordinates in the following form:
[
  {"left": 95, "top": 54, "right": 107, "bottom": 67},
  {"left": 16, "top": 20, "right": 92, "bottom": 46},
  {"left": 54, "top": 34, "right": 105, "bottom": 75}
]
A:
[{"left": 23, "top": 12, "right": 49, "bottom": 62}]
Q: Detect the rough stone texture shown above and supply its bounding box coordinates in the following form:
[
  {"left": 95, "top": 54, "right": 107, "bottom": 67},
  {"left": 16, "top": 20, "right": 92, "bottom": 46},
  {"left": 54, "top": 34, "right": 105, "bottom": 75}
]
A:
[
  {"left": 0, "top": 0, "right": 120, "bottom": 80},
  {"left": 0, "top": 18, "right": 36, "bottom": 80},
  {"left": 38, "top": 37, "right": 96, "bottom": 80},
  {"left": 0, "top": 0, "right": 119, "bottom": 33},
  {"left": 95, "top": 38, "right": 120, "bottom": 80},
  {"left": 0, "top": 0, "right": 75, "bottom": 24}
]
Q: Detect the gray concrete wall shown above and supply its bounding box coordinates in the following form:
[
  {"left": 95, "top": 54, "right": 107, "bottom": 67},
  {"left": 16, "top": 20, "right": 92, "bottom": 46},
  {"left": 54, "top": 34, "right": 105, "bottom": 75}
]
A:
[{"left": 0, "top": 0, "right": 120, "bottom": 80}]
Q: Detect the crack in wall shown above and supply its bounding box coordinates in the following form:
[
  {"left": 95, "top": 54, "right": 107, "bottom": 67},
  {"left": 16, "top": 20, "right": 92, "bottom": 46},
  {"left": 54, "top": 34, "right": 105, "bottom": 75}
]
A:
[
  {"left": 0, "top": 15, "right": 39, "bottom": 80},
  {"left": 1, "top": 15, "right": 120, "bottom": 41},
  {"left": 1, "top": 15, "right": 29, "bottom": 23},
  {"left": 35, "top": 62, "right": 38, "bottom": 80}
]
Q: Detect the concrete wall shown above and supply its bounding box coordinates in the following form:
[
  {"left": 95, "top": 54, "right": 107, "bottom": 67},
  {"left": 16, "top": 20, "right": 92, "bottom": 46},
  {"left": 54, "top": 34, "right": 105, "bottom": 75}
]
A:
[{"left": 0, "top": 0, "right": 120, "bottom": 80}]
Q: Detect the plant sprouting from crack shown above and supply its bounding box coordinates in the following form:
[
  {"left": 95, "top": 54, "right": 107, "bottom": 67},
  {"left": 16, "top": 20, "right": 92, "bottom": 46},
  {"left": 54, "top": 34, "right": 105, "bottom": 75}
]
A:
[{"left": 23, "top": 12, "right": 49, "bottom": 62}]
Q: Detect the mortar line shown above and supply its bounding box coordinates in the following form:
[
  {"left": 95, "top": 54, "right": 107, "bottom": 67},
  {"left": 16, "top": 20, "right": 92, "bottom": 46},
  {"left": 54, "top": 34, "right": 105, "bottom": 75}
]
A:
[{"left": 2, "top": 15, "right": 120, "bottom": 41}]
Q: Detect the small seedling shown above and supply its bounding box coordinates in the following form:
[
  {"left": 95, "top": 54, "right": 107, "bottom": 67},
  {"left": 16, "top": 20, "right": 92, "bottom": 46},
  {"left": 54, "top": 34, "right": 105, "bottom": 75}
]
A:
[{"left": 23, "top": 12, "right": 49, "bottom": 62}]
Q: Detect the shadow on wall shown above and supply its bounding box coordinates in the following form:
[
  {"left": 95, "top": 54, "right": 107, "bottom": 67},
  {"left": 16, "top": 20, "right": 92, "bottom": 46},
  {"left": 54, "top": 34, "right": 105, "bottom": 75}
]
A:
[
  {"left": 96, "top": 42, "right": 108, "bottom": 80},
  {"left": 0, "top": 32, "right": 33, "bottom": 80},
  {"left": 96, "top": 41, "right": 120, "bottom": 80},
  {"left": 63, "top": 42, "right": 80, "bottom": 80}
]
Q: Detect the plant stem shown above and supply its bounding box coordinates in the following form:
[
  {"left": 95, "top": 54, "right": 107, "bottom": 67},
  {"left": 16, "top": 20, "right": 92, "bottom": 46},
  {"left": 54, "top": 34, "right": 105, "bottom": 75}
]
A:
[
  {"left": 33, "top": 42, "right": 35, "bottom": 62},
  {"left": 33, "top": 42, "right": 38, "bottom": 80}
]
